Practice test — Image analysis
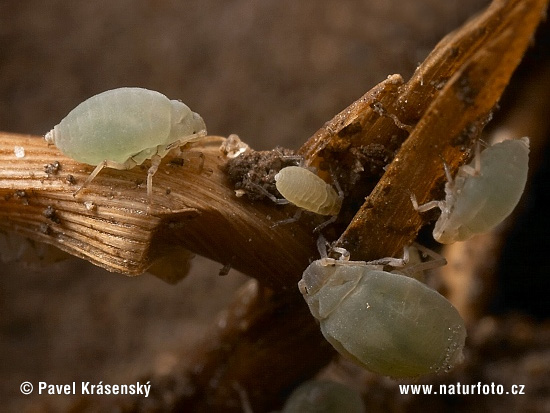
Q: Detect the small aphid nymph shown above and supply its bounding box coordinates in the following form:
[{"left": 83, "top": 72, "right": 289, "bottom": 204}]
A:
[
  {"left": 275, "top": 166, "right": 342, "bottom": 216},
  {"left": 412, "top": 138, "right": 530, "bottom": 243},
  {"left": 299, "top": 242, "right": 466, "bottom": 378},
  {"left": 45, "top": 87, "right": 207, "bottom": 201}
]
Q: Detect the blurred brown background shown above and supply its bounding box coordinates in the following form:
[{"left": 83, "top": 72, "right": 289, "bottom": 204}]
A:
[{"left": 3, "top": 0, "right": 550, "bottom": 411}]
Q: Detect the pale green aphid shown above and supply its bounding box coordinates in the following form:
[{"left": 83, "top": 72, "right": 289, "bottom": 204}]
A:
[
  {"left": 281, "top": 380, "right": 365, "bottom": 413},
  {"left": 299, "top": 254, "right": 466, "bottom": 378},
  {"left": 413, "top": 138, "right": 530, "bottom": 244},
  {"left": 275, "top": 166, "right": 342, "bottom": 216},
  {"left": 45, "top": 87, "right": 207, "bottom": 200}
]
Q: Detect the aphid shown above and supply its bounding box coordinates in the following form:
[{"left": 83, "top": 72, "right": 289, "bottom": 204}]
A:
[
  {"left": 299, "top": 246, "right": 466, "bottom": 378},
  {"left": 45, "top": 87, "right": 207, "bottom": 200},
  {"left": 275, "top": 166, "right": 342, "bottom": 216},
  {"left": 412, "top": 138, "right": 529, "bottom": 244},
  {"left": 281, "top": 380, "right": 366, "bottom": 413}
]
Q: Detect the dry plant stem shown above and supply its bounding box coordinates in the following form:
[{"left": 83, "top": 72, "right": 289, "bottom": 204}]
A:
[
  {"left": 158, "top": 281, "right": 335, "bottom": 412},
  {"left": 0, "top": 133, "right": 315, "bottom": 288},
  {"left": 300, "top": 0, "right": 548, "bottom": 260}
]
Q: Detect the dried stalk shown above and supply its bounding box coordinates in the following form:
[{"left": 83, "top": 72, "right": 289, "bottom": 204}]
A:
[
  {"left": 0, "top": 133, "right": 316, "bottom": 288},
  {"left": 300, "top": 0, "right": 549, "bottom": 261}
]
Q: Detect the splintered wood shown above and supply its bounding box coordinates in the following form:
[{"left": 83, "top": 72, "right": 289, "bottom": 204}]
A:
[{"left": 300, "top": 0, "right": 549, "bottom": 262}]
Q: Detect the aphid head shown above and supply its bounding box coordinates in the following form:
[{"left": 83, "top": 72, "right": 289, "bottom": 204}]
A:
[
  {"left": 191, "top": 112, "right": 207, "bottom": 135},
  {"left": 432, "top": 217, "right": 457, "bottom": 244},
  {"left": 169, "top": 100, "right": 207, "bottom": 142},
  {"left": 299, "top": 260, "right": 334, "bottom": 296}
]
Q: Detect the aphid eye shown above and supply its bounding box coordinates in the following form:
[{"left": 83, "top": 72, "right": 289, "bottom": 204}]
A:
[
  {"left": 300, "top": 258, "right": 466, "bottom": 377},
  {"left": 45, "top": 87, "right": 207, "bottom": 202}
]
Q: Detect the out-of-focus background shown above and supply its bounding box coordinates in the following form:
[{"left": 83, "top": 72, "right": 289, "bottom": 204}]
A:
[{"left": 2, "top": 1, "right": 549, "bottom": 411}]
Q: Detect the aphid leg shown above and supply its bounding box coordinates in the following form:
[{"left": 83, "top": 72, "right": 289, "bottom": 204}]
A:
[
  {"left": 364, "top": 246, "right": 409, "bottom": 267},
  {"left": 410, "top": 193, "right": 444, "bottom": 213},
  {"left": 319, "top": 244, "right": 351, "bottom": 266},
  {"left": 74, "top": 158, "right": 137, "bottom": 197},
  {"left": 232, "top": 382, "right": 254, "bottom": 413},
  {"left": 396, "top": 242, "right": 447, "bottom": 279},
  {"left": 147, "top": 154, "right": 162, "bottom": 201},
  {"left": 271, "top": 209, "right": 302, "bottom": 228},
  {"left": 313, "top": 215, "right": 337, "bottom": 233},
  {"left": 459, "top": 141, "right": 482, "bottom": 177},
  {"left": 331, "top": 246, "right": 350, "bottom": 261},
  {"left": 316, "top": 234, "right": 329, "bottom": 259}
]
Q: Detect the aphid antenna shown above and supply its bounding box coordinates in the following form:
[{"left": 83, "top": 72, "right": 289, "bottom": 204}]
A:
[
  {"left": 442, "top": 159, "right": 454, "bottom": 183},
  {"left": 327, "top": 162, "right": 344, "bottom": 199},
  {"left": 312, "top": 215, "right": 337, "bottom": 233},
  {"left": 249, "top": 182, "right": 289, "bottom": 205},
  {"left": 273, "top": 147, "right": 304, "bottom": 166},
  {"left": 165, "top": 129, "right": 207, "bottom": 151}
]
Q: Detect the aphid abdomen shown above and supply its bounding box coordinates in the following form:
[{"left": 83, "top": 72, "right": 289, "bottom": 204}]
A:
[
  {"left": 275, "top": 166, "right": 341, "bottom": 215},
  {"left": 49, "top": 88, "right": 173, "bottom": 165},
  {"left": 301, "top": 262, "right": 466, "bottom": 377},
  {"left": 434, "top": 138, "right": 529, "bottom": 243}
]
